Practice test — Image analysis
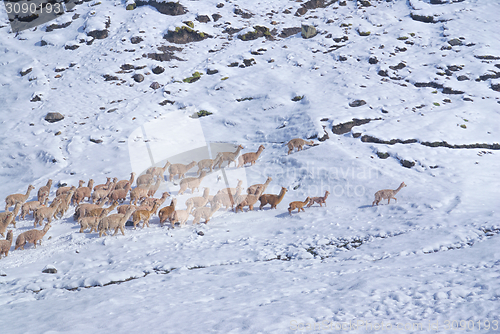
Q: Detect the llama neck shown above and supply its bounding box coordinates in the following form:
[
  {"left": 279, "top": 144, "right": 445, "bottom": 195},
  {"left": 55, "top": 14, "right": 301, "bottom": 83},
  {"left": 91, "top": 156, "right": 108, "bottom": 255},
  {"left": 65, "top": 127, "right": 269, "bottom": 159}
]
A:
[
  {"left": 394, "top": 183, "right": 404, "bottom": 194},
  {"left": 278, "top": 189, "right": 286, "bottom": 200}
]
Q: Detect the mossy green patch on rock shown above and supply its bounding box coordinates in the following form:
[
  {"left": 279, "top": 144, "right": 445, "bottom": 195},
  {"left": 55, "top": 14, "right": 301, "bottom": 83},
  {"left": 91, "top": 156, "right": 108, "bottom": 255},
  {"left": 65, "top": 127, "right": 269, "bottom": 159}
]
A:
[
  {"left": 183, "top": 71, "right": 202, "bottom": 83},
  {"left": 126, "top": 3, "right": 136, "bottom": 10},
  {"left": 238, "top": 26, "right": 273, "bottom": 41},
  {"left": 292, "top": 95, "right": 304, "bottom": 102},
  {"left": 164, "top": 26, "right": 209, "bottom": 44},
  {"left": 183, "top": 21, "right": 194, "bottom": 28}
]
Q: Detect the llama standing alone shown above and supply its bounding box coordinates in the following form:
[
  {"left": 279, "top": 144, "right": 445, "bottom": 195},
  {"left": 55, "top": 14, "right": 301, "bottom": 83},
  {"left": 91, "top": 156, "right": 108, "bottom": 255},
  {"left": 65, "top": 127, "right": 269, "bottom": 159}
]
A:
[
  {"left": 237, "top": 145, "right": 265, "bottom": 167},
  {"left": 307, "top": 191, "right": 330, "bottom": 207},
  {"left": 287, "top": 138, "right": 315, "bottom": 155},
  {"left": 288, "top": 197, "right": 311, "bottom": 215},
  {"left": 0, "top": 230, "right": 13, "bottom": 258},
  {"left": 372, "top": 182, "right": 407, "bottom": 206},
  {"left": 259, "top": 187, "right": 288, "bottom": 210},
  {"left": 15, "top": 223, "right": 51, "bottom": 250},
  {"left": 5, "top": 184, "right": 35, "bottom": 210}
]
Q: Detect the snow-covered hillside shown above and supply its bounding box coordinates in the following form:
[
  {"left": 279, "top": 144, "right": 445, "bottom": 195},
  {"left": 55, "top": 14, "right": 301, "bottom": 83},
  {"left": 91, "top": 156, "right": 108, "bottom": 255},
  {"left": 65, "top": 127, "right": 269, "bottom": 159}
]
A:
[{"left": 0, "top": 0, "right": 499, "bottom": 332}]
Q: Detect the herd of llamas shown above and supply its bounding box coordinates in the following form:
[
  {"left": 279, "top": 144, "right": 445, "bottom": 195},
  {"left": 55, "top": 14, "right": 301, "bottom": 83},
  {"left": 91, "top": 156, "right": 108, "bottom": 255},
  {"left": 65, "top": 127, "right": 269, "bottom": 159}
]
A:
[{"left": 0, "top": 138, "right": 406, "bottom": 258}]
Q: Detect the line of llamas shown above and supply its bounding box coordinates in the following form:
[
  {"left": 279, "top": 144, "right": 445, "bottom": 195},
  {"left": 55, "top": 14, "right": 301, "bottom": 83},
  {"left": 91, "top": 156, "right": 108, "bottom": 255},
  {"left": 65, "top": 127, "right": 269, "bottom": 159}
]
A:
[{"left": 0, "top": 138, "right": 406, "bottom": 258}]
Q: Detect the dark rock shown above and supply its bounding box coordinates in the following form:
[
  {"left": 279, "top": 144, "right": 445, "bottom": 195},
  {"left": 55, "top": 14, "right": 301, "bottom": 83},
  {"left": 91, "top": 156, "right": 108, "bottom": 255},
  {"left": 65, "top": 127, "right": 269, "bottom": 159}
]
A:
[
  {"left": 238, "top": 26, "right": 273, "bottom": 41},
  {"left": 206, "top": 69, "right": 219, "bottom": 75},
  {"left": 197, "top": 231, "right": 204, "bottom": 236},
  {"left": 349, "top": 100, "right": 366, "bottom": 108},
  {"left": 476, "top": 72, "right": 500, "bottom": 82},
  {"left": 228, "top": 62, "right": 239, "bottom": 67},
  {"left": 400, "top": 159, "right": 415, "bottom": 168},
  {"left": 234, "top": 8, "right": 253, "bottom": 18},
  {"left": 103, "top": 74, "right": 119, "bottom": 81},
  {"left": 121, "top": 64, "right": 135, "bottom": 70},
  {"left": 223, "top": 27, "right": 243, "bottom": 35},
  {"left": 295, "top": 0, "right": 333, "bottom": 16},
  {"left": 42, "top": 266, "right": 57, "bottom": 274},
  {"left": 448, "top": 38, "right": 462, "bottom": 46},
  {"left": 447, "top": 65, "right": 462, "bottom": 71},
  {"left": 150, "top": 82, "right": 161, "bottom": 90},
  {"left": 332, "top": 118, "right": 372, "bottom": 135},
  {"left": 132, "top": 74, "right": 144, "bottom": 82},
  {"left": 146, "top": 52, "right": 184, "bottom": 62},
  {"left": 333, "top": 36, "right": 348, "bottom": 43},
  {"left": 65, "top": 44, "right": 79, "bottom": 50},
  {"left": 163, "top": 27, "right": 209, "bottom": 44},
  {"left": 46, "top": 21, "right": 71, "bottom": 32},
  {"left": 389, "top": 62, "right": 406, "bottom": 70},
  {"left": 410, "top": 12, "right": 434, "bottom": 23},
  {"left": 463, "top": 97, "right": 473, "bottom": 102},
  {"left": 359, "top": 0, "right": 371, "bottom": 6},
  {"left": 378, "top": 70, "right": 389, "bottom": 77},
  {"left": 325, "top": 33, "right": 332, "bottom": 38},
  {"left": 318, "top": 126, "right": 329, "bottom": 142},
  {"left": 152, "top": 66, "right": 165, "bottom": 74},
  {"left": 20, "top": 68, "right": 32, "bottom": 76},
  {"left": 159, "top": 99, "right": 175, "bottom": 106},
  {"left": 492, "top": 84, "right": 500, "bottom": 92},
  {"left": 430, "top": 0, "right": 446, "bottom": 3},
  {"left": 283, "top": 9, "right": 291, "bottom": 14},
  {"left": 414, "top": 82, "right": 443, "bottom": 89},
  {"left": 107, "top": 108, "right": 118, "bottom": 113},
  {"left": 377, "top": 152, "right": 390, "bottom": 159},
  {"left": 442, "top": 87, "right": 464, "bottom": 94},
  {"left": 369, "top": 56, "right": 378, "bottom": 64},
  {"left": 196, "top": 15, "right": 210, "bottom": 23},
  {"left": 45, "top": 112, "right": 64, "bottom": 123},
  {"left": 295, "top": 7, "right": 307, "bottom": 16},
  {"left": 279, "top": 27, "right": 301, "bottom": 38},
  {"left": 72, "top": 13, "right": 80, "bottom": 20},
  {"left": 243, "top": 58, "right": 256, "bottom": 67},
  {"left": 339, "top": 1, "right": 346, "bottom": 5},
  {"left": 361, "top": 135, "right": 418, "bottom": 145},
  {"left": 54, "top": 68, "right": 66, "bottom": 73},
  {"left": 90, "top": 138, "right": 103, "bottom": 144},
  {"left": 30, "top": 95, "right": 41, "bottom": 102},
  {"left": 136, "top": 1, "right": 187, "bottom": 15},
  {"left": 212, "top": 14, "right": 222, "bottom": 22},
  {"left": 339, "top": 55, "right": 348, "bottom": 61},
  {"left": 130, "top": 36, "right": 143, "bottom": 44},
  {"left": 216, "top": 3, "right": 224, "bottom": 8},
  {"left": 474, "top": 55, "right": 500, "bottom": 60},
  {"left": 87, "top": 29, "right": 108, "bottom": 40}
]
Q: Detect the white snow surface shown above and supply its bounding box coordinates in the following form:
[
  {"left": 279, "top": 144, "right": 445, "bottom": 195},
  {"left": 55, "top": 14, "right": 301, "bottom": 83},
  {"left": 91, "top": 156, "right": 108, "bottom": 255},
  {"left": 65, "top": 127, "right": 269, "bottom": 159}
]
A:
[{"left": 0, "top": 0, "right": 500, "bottom": 333}]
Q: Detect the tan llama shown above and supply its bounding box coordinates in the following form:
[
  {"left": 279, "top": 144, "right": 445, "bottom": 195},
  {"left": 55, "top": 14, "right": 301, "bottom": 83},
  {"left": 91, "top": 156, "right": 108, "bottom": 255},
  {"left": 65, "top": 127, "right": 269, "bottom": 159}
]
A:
[
  {"left": 372, "top": 182, "right": 407, "bottom": 206},
  {"left": 5, "top": 184, "right": 35, "bottom": 210},
  {"left": 307, "top": 191, "right": 330, "bottom": 207},
  {"left": 237, "top": 145, "right": 265, "bottom": 167},
  {"left": 287, "top": 138, "right": 314, "bottom": 155},
  {"left": 259, "top": 187, "right": 288, "bottom": 210},
  {"left": 288, "top": 197, "right": 311, "bottom": 215}
]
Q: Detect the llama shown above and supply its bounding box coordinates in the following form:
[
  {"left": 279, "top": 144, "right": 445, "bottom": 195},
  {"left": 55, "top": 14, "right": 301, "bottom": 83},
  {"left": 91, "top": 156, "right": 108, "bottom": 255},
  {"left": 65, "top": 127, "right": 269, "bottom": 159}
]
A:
[
  {"left": 178, "top": 171, "right": 207, "bottom": 195},
  {"left": 109, "top": 183, "right": 131, "bottom": 203},
  {"left": 5, "top": 184, "right": 35, "bottom": 210},
  {"left": 192, "top": 203, "right": 222, "bottom": 225},
  {"left": 185, "top": 188, "right": 210, "bottom": 211},
  {"left": 130, "top": 183, "right": 154, "bottom": 205},
  {"left": 235, "top": 186, "right": 264, "bottom": 213},
  {"left": 146, "top": 161, "right": 171, "bottom": 181},
  {"left": 37, "top": 179, "right": 53, "bottom": 203},
  {"left": 288, "top": 197, "right": 311, "bottom": 215},
  {"left": 171, "top": 202, "right": 194, "bottom": 228},
  {"left": 169, "top": 161, "right": 196, "bottom": 181},
  {"left": 115, "top": 172, "right": 136, "bottom": 190},
  {"left": 73, "top": 179, "right": 94, "bottom": 205},
  {"left": 147, "top": 178, "right": 163, "bottom": 198},
  {"left": 259, "top": 187, "right": 288, "bottom": 210},
  {"left": 158, "top": 198, "right": 177, "bottom": 227},
  {"left": 211, "top": 187, "right": 242, "bottom": 211},
  {"left": 237, "top": 145, "right": 265, "bottom": 167},
  {"left": 247, "top": 176, "right": 272, "bottom": 195},
  {"left": 140, "top": 192, "right": 170, "bottom": 213},
  {"left": 34, "top": 198, "right": 61, "bottom": 227},
  {"left": 132, "top": 203, "right": 160, "bottom": 228},
  {"left": 307, "top": 191, "right": 330, "bottom": 207},
  {"left": 93, "top": 177, "right": 111, "bottom": 192},
  {"left": 56, "top": 180, "right": 84, "bottom": 197},
  {"left": 0, "top": 205, "right": 20, "bottom": 237},
  {"left": 136, "top": 174, "right": 154, "bottom": 187},
  {"left": 197, "top": 159, "right": 215, "bottom": 175},
  {"left": 74, "top": 201, "right": 105, "bottom": 219},
  {"left": 213, "top": 145, "right": 244, "bottom": 169},
  {"left": 287, "top": 138, "right": 315, "bottom": 155},
  {"left": 0, "top": 230, "right": 13, "bottom": 258},
  {"left": 55, "top": 187, "right": 76, "bottom": 218},
  {"left": 98, "top": 207, "right": 136, "bottom": 237},
  {"left": 91, "top": 179, "right": 116, "bottom": 204},
  {"left": 79, "top": 204, "right": 116, "bottom": 233},
  {"left": 218, "top": 180, "right": 243, "bottom": 196},
  {"left": 20, "top": 198, "right": 48, "bottom": 220},
  {"left": 372, "top": 182, "right": 407, "bottom": 206},
  {"left": 15, "top": 223, "right": 51, "bottom": 250}
]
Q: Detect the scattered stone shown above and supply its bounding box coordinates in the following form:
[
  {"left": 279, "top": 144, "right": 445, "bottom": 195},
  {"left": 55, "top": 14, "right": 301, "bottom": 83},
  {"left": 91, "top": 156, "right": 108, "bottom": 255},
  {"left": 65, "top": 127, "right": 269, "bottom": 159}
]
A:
[
  {"left": 0, "top": 270, "right": 6, "bottom": 277},
  {"left": 410, "top": 12, "right": 434, "bottom": 23},
  {"left": 234, "top": 8, "right": 253, "bottom": 19},
  {"left": 87, "top": 29, "right": 108, "bottom": 40},
  {"left": 474, "top": 55, "right": 500, "bottom": 60},
  {"left": 107, "top": 108, "right": 118, "bottom": 113},
  {"left": 20, "top": 68, "right": 32, "bottom": 76},
  {"left": 152, "top": 66, "right": 165, "bottom": 74},
  {"left": 318, "top": 125, "right": 329, "bottom": 142},
  {"left": 30, "top": 95, "right": 41, "bottom": 102},
  {"left": 228, "top": 62, "right": 239, "bottom": 67},
  {"left": 243, "top": 58, "right": 256, "bottom": 67},
  {"left": 492, "top": 84, "right": 500, "bottom": 92},
  {"left": 42, "top": 265, "right": 57, "bottom": 274},
  {"left": 332, "top": 118, "right": 373, "bottom": 135},
  {"left": 46, "top": 21, "right": 71, "bottom": 32},
  {"left": 463, "top": 97, "right": 473, "bottom": 102},
  {"left": 212, "top": 14, "right": 222, "bottom": 22},
  {"left": 301, "top": 24, "right": 317, "bottom": 39},
  {"left": 456, "top": 75, "right": 469, "bottom": 81},
  {"left": 400, "top": 159, "right": 415, "bottom": 168},
  {"left": 136, "top": 0, "right": 187, "bottom": 15},
  {"left": 349, "top": 100, "right": 366, "bottom": 108},
  {"left": 414, "top": 82, "right": 443, "bottom": 89},
  {"left": 197, "top": 231, "right": 204, "bottom": 236},
  {"left": 359, "top": 0, "right": 372, "bottom": 6},
  {"left": 150, "top": 82, "right": 161, "bottom": 90},
  {"left": 216, "top": 3, "right": 224, "bottom": 8},
  {"left": 339, "top": 55, "right": 348, "bottom": 61},
  {"left": 279, "top": 27, "right": 301, "bottom": 38},
  {"left": 45, "top": 112, "right": 64, "bottom": 123},
  {"left": 377, "top": 152, "right": 390, "bottom": 159},
  {"left": 159, "top": 99, "right": 175, "bottom": 106},
  {"left": 295, "top": 0, "right": 333, "bottom": 16},
  {"left": 448, "top": 38, "right": 462, "bottom": 46},
  {"left": 196, "top": 15, "right": 210, "bottom": 23},
  {"left": 183, "top": 71, "right": 202, "bottom": 83},
  {"left": 238, "top": 26, "right": 273, "bottom": 41},
  {"left": 292, "top": 95, "right": 304, "bottom": 102},
  {"left": 126, "top": 2, "right": 136, "bottom": 10},
  {"left": 103, "top": 74, "right": 119, "bottom": 81},
  {"left": 132, "top": 73, "right": 144, "bottom": 82},
  {"left": 90, "top": 138, "right": 103, "bottom": 144},
  {"left": 121, "top": 64, "right": 135, "bottom": 71},
  {"left": 223, "top": 27, "right": 244, "bottom": 35},
  {"left": 476, "top": 72, "right": 500, "bottom": 82},
  {"left": 206, "top": 69, "right": 218, "bottom": 75},
  {"left": 369, "top": 56, "right": 378, "bottom": 64},
  {"left": 65, "top": 44, "right": 79, "bottom": 50},
  {"left": 389, "top": 62, "right": 406, "bottom": 70},
  {"left": 130, "top": 36, "right": 143, "bottom": 44},
  {"left": 163, "top": 26, "right": 209, "bottom": 44},
  {"left": 333, "top": 36, "right": 348, "bottom": 43},
  {"left": 442, "top": 87, "right": 464, "bottom": 95}
]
